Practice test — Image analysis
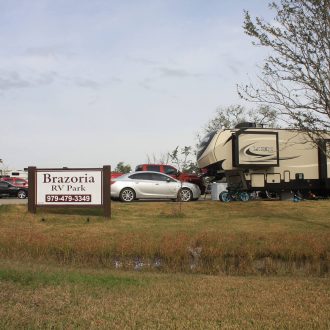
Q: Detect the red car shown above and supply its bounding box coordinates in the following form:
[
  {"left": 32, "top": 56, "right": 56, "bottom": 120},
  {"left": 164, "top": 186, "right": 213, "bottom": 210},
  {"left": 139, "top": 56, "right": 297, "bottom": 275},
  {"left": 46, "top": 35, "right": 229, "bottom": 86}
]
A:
[
  {"left": 135, "top": 164, "right": 206, "bottom": 194},
  {"left": 0, "top": 177, "right": 28, "bottom": 188}
]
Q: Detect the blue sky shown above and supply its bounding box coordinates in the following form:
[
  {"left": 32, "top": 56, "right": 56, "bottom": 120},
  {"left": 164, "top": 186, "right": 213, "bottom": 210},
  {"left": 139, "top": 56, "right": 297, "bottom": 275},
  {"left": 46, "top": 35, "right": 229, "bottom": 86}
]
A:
[{"left": 0, "top": 0, "right": 273, "bottom": 170}]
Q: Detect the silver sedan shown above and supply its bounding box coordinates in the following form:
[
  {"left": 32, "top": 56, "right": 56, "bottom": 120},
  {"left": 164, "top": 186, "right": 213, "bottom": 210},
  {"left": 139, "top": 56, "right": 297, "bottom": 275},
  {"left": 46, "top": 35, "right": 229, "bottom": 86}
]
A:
[{"left": 111, "top": 171, "right": 201, "bottom": 202}]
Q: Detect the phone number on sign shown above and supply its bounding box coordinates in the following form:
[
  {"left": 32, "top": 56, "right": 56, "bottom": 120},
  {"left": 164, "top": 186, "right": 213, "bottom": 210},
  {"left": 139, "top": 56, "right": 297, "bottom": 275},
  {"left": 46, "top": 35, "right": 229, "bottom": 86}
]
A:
[{"left": 45, "top": 194, "right": 92, "bottom": 202}]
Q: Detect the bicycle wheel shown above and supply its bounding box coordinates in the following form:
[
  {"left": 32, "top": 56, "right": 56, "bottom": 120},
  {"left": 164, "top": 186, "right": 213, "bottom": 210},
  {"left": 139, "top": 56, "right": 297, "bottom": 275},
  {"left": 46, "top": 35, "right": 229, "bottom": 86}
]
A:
[
  {"left": 239, "top": 192, "right": 250, "bottom": 202},
  {"left": 219, "top": 191, "right": 232, "bottom": 202}
]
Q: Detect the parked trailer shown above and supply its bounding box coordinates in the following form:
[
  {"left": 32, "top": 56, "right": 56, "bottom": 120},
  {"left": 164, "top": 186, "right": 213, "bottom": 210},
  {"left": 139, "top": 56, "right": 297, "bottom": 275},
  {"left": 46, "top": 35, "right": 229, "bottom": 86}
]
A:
[
  {"left": 197, "top": 123, "right": 330, "bottom": 198},
  {"left": 0, "top": 169, "right": 28, "bottom": 180}
]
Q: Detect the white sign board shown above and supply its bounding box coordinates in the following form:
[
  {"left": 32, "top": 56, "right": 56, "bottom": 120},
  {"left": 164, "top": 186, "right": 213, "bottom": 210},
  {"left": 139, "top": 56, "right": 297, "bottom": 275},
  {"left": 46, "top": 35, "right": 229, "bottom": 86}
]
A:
[{"left": 36, "top": 170, "right": 103, "bottom": 205}]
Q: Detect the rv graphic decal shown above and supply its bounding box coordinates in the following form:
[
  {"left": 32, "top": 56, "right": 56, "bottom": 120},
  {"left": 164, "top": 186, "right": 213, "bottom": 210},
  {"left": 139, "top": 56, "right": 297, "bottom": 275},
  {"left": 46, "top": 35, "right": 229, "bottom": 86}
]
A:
[
  {"left": 241, "top": 142, "right": 300, "bottom": 162},
  {"left": 243, "top": 143, "right": 275, "bottom": 158},
  {"left": 240, "top": 143, "right": 276, "bottom": 162}
]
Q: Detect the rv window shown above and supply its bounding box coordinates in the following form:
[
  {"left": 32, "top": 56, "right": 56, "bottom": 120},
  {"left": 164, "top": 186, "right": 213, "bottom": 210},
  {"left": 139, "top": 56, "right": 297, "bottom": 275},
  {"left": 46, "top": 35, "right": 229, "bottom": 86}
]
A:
[{"left": 295, "top": 173, "right": 304, "bottom": 180}]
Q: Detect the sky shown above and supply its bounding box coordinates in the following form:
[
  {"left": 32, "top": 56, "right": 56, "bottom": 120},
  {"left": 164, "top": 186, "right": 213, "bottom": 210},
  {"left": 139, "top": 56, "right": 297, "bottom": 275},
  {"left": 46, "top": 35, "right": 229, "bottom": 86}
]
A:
[{"left": 0, "top": 0, "right": 274, "bottom": 171}]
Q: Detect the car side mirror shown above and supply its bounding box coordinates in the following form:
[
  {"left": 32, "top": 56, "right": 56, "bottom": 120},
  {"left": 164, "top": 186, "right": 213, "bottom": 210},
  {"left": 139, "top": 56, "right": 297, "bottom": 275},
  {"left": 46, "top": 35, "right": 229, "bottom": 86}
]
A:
[{"left": 166, "top": 178, "right": 171, "bottom": 182}]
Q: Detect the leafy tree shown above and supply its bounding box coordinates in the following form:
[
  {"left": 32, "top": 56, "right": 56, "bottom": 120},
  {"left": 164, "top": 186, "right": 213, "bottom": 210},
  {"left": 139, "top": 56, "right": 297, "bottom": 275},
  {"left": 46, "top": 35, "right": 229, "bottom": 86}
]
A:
[
  {"left": 114, "top": 162, "right": 131, "bottom": 174},
  {"left": 238, "top": 0, "right": 330, "bottom": 150}
]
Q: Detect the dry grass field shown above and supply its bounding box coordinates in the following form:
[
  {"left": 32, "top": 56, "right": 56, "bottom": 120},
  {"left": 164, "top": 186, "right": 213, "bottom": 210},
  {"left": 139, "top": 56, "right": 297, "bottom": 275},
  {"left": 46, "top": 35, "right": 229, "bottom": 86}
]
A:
[
  {"left": 0, "top": 200, "right": 329, "bottom": 275},
  {"left": 0, "top": 260, "right": 329, "bottom": 329},
  {"left": 0, "top": 200, "right": 330, "bottom": 328}
]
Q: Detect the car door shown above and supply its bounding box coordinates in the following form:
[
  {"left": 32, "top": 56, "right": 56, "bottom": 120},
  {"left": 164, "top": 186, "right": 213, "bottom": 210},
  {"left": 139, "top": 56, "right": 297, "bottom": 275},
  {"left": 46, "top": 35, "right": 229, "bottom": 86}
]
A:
[
  {"left": 128, "top": 173, "right": 156, "bottom": 198},
  {"left": 150, "top": 173, "right": 180, "bottom": 198},
  {"left": 0, "top": 182, "right": 9, "bottom": 196},
  {"left": 0, "top": 182, "right": 15, "bottom": 197}
]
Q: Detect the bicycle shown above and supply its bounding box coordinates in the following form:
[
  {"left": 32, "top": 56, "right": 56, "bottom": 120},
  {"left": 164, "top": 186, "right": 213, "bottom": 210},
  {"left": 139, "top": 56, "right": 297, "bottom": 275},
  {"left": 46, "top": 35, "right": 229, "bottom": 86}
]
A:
[{"left": 219, "top": 189, "right": 250, "bottom": 202}]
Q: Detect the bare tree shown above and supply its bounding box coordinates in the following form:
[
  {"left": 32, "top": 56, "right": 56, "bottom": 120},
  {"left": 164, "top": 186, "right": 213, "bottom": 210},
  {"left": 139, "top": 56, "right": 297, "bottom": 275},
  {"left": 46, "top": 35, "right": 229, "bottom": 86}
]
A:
[
  {"left": 168, "top": 146, "right": 199, "bottom": 173},
  {"left": 238, "top": 0, "right": 330, "bottom": 151},
  {"left": 145, "top": 152, "right": 170, "bottom": 164},
  {"left": 198, "top": 104, "right": 278, "bottom": 139}
]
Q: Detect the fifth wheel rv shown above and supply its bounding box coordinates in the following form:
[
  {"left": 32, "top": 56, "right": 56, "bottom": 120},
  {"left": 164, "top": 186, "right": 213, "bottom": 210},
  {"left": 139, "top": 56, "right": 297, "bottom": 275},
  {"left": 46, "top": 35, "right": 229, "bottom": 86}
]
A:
[{"left": 197, "top": 123, "right": 330, "bottom": 197}]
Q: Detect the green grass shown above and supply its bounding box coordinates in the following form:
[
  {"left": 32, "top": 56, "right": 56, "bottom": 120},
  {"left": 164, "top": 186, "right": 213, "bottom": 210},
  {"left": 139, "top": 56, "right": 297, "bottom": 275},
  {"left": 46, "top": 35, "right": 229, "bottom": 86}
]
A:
[{"left": 0, "top": 267, "right": 141, "bottom": 289}]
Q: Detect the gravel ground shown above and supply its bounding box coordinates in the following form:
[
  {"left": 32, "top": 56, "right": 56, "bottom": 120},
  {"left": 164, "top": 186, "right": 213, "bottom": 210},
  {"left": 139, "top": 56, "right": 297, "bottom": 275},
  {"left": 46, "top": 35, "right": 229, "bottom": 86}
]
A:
[{"left": 0, "top": 198, "right": 28, "bottom": 205}]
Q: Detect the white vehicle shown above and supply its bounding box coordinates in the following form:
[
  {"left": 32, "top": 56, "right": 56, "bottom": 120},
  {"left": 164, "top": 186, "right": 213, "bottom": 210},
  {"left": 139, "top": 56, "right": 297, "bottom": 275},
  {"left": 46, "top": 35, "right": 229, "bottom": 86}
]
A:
[
  {"left": 197, "top": 123, "right": 330, "bottom": 197},
  {"left": 111, "top": 171, "right": 201, "bottom": 202},
  {"left": 0, "top": 169, "right": 28, "bottom": 180}
]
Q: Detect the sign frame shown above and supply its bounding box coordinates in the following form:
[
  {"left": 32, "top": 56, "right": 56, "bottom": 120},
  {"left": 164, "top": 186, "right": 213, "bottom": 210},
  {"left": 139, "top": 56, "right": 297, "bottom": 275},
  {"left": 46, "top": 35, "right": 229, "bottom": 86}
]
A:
[
  {"left": 28, "top": 166, "right": 111, "bottom": 218},
  {"left": 233, "top": 131, "right": 279, "bottom": 168}
]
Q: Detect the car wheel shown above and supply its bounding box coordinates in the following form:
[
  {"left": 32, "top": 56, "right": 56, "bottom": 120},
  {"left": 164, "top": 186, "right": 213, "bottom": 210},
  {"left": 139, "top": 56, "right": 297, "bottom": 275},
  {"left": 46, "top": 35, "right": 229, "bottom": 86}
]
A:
[
  {"left": 219, "top": 191, "right": 231, "bottom": 202},
  {"left": 178, "top": 188, "right": 193, "bottom": 202},
  {"left": 239, "top": 192, "right": 250, "bottom": 202},
  {"left": 17, "top": 190, "right": 27, "bottom": 199},
  {"left": 119, "top": 188, "right": 135, "bottom": 202}
]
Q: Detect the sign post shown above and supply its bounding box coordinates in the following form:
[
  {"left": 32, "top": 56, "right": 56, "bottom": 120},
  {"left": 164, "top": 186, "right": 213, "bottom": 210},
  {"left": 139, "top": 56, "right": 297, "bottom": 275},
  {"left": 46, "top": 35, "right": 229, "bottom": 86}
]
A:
[
  {"left": 28, "top": 166, "right": 111, "bottom": 218},
  {"left": 103, "top": 165, "right": 111, "bottom": 218},
  {"left": 28, "top": 166, "right": 36, "bottom": 214}
]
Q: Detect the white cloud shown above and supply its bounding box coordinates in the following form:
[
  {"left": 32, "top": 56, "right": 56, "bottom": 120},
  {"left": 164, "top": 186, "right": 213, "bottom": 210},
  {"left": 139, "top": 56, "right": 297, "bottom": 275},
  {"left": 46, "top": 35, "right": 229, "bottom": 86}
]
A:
[{"left": 0, "top": 0, "right": 272, "bottom": 169}]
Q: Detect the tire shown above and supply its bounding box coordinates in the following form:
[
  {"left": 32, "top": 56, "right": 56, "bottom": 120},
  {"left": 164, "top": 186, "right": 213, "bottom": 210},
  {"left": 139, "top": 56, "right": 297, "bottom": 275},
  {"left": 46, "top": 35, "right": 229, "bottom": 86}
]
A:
[
  {"left": 17, "top": 190, "right": 27, "bottom": 199},
  {"left": 239, "top": 192, "right": 250, "bottom": 202},
  {"left": 119, "top": 188, "right": 135, "bottom": 202},
  {"left": 219, "top": 191, "right": 231, "bottom": 202},
  {"left": 178, "top": 188, "right": 193, "bottom": 202}
]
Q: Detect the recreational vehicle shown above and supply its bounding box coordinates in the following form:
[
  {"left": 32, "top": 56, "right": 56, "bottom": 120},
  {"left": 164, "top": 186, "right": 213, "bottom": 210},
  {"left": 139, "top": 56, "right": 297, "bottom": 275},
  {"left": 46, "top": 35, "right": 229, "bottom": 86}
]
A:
[
  {"left": 197, "top": 123, "right": 330, "bottom": 198},
  {"left": 0, "top": 169, "right": 28, "bottom": 180}
]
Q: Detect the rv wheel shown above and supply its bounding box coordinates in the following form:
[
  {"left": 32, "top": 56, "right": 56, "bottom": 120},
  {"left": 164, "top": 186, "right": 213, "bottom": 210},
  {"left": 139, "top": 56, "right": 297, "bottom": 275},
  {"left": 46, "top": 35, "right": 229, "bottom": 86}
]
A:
[
  {"left": 219, "top": 191, "right": 231, "bottom": 202},
  {"left": 239, "top": 192, "right": 250, "bottom": 202}
]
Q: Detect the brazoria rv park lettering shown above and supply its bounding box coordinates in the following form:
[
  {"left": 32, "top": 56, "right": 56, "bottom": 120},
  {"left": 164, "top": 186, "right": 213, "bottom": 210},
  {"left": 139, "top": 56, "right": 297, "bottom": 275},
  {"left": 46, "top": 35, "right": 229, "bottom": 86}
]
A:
[
  {"left": 43, "top": 173, "right": 96, "bottom": 192},
  {"left": 35, "top": 170, "right": 103, "bottom": 206}
]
